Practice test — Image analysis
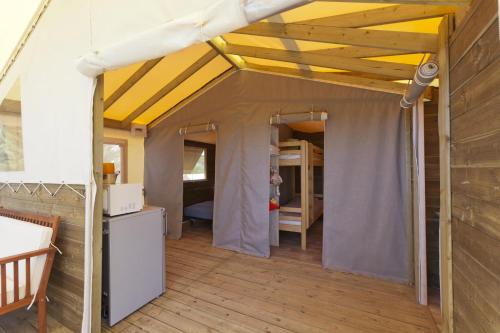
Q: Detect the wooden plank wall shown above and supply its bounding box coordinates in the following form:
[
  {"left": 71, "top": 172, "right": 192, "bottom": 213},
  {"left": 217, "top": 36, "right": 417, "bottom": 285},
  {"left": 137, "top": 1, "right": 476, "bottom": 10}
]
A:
[
  {"left": 0, "top": 186, "right": 85, "bottom": 332},
  {"left": 424, "top": 97, "right": 441, "bottom": 289},
  {"left": 449, "top": 0, "right": 500, "bottom": 331}
]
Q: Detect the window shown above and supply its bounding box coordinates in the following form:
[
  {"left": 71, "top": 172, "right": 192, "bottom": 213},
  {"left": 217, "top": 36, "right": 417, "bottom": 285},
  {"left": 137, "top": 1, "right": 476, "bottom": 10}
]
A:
[
  {"left": 103, "top": 138, "right": 128, "bottom": 183},
  {"left": 0, "top": 78, "right": 24, "bottom": 171},
  {"left": 183, "top": 146, "right": 207, "bottom": 181}
]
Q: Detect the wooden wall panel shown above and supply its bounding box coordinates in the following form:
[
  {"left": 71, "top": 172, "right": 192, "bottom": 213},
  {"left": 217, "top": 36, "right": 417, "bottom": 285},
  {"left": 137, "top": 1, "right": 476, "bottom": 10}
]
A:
[
  {"left": 450, "top": 0, "right": 500, "bottom": 331},
  {"left": 0, "top": 186, "right": 85, "bottom": 332}
]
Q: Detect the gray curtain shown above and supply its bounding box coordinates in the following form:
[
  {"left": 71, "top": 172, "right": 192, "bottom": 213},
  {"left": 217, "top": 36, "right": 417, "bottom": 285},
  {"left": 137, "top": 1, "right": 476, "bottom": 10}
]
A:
[
  {"left": 213, "top": 109, "right": 270, "bottom": 257},
  {"left": 145, "top": 71, "right": 409, "bottom": 275},
  {"left": 322, "top": 91, "right": 409, "bottom": 282},
  {"left": 144, "top": 125, "right": 183, "bottom": 239}
]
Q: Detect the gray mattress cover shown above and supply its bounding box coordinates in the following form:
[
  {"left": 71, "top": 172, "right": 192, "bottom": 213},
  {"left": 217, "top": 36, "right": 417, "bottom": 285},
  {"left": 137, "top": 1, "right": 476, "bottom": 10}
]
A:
[{"left": 184, "top": 200, "right": 214, "bottom": 220}]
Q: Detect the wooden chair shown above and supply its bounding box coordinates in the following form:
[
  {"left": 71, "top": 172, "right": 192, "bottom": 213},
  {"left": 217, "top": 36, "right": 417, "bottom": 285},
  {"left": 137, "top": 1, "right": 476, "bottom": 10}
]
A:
[{"left": 0, "top": 208, "right": 60, "bottom": 333}]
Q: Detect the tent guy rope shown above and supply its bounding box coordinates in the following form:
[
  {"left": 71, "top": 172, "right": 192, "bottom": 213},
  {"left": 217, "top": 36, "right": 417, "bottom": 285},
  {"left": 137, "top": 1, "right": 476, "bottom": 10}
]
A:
[{"left": 0, "top": 181, "right": 86, "bottom": 199}]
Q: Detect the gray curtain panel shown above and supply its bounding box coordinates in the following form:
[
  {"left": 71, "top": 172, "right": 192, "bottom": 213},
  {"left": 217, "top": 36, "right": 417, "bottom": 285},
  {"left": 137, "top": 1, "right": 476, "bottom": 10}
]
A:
[
  {"left": 213, "top": 109, "right": 271, "bottom": 257},
  {"left": 144, "top": 124, "right": 184, "bottom": 239},
  {"left": 145, "top": 71, "right": 409, "bottom": 276},
  {"left": 322, "top": 91, "right": 409, "bottom": 282}
]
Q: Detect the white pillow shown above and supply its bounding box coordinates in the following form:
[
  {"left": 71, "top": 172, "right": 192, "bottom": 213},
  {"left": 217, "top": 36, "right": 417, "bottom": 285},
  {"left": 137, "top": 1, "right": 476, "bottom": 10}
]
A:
[{"left": 0, "top": 216, "right": 53, "bottom": 304}]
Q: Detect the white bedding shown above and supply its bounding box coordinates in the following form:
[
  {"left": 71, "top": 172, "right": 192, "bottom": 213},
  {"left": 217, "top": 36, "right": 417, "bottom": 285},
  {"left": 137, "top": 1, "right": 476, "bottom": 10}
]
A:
[
  {"left": 0, "top": 216, "right": 53, "bottom": 304},
  {"left": 279, "top": 196, "right": 323, "bottom": 227},
  {"left": 279, "top": 219, "right": 301, "bottom": 226},
  {"left": 279, "top": 154, "right": 300, "bottom": 160}
]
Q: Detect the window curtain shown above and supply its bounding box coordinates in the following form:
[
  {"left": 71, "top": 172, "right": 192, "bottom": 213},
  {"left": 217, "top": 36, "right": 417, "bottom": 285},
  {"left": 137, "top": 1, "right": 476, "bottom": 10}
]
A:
[{"left": 183, "top": 146, "right": 203, "bottom": 173}]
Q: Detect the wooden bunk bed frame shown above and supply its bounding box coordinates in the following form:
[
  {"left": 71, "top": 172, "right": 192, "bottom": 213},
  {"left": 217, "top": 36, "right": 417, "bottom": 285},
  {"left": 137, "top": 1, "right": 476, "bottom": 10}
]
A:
[
  {"left": 0, "top": 208, "right": 60, "bottom": 333},
  {"left": 279, "top": 140, "right": 323, "bottom": 250}
]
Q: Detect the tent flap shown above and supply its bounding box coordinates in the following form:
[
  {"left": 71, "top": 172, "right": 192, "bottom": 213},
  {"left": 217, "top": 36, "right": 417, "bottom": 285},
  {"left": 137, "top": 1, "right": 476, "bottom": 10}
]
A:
[
  {"left": 323, "top": 92, "right": 409, "bottom": 282},
  {"left": 77, "top": 0, "right": 307, "bottom": 77}
]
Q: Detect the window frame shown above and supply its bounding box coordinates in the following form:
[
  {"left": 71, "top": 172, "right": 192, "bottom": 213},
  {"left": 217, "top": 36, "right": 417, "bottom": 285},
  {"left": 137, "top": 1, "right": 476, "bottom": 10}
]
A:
[
  {"left": 103, "top": 137, "right": 128, "bottom": 183},
  {"left": 0, "top": 78, "right": 24, "bottom": 172}
]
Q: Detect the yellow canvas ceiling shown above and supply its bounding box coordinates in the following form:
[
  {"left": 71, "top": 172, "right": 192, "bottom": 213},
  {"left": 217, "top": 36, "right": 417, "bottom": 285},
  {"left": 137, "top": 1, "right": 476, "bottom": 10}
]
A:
[{"left": 103, "top": 1, "right": 458, "bottom": 129}]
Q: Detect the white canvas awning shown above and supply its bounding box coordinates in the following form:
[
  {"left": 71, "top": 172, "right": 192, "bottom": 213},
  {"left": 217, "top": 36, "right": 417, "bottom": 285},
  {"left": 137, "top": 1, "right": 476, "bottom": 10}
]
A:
[
  {"left": 0, "top": 0, "right": 44, "bottom": 76},
  {"left": 77, "top": 0, "right": 307, "bottom": 77}
]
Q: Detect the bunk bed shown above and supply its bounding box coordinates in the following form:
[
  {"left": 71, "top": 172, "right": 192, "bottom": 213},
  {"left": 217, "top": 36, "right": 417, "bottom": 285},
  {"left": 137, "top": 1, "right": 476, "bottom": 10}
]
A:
[{"left": 278, "top": 140, "right": 323, "bottom": 250}]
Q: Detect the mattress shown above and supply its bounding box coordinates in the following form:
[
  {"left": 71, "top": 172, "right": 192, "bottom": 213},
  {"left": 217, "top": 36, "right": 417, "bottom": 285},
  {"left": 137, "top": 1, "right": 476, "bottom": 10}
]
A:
[
  {"left": 279, "top": 154, "right": 300, "bottom": 160},
  {"left": 184, "top": 200, "right": 214, "bottom": 220},
  {"left": 279, "top": 220, "right": 301, "bottom": 226},
  {"left": 279, "top": 196, "right": 323, "bottom": 226},
  {"left": 0, "top": 216, "right": 53, "bottom": 304}
]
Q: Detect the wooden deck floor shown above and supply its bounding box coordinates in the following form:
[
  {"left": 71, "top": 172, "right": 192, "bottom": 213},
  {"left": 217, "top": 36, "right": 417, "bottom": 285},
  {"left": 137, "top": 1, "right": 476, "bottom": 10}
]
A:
[
  {"left": 0, "top": 307, "right": 71, "bottom": 333},
  {"left": 104, "top": 222, "right": 440, "bottom": 333}
]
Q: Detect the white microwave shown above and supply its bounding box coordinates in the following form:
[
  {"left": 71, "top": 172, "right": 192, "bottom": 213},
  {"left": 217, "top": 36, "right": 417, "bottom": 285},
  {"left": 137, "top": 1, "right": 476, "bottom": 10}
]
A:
[{"left": 103, "top": 184, "right": 144, "bottom": 216}]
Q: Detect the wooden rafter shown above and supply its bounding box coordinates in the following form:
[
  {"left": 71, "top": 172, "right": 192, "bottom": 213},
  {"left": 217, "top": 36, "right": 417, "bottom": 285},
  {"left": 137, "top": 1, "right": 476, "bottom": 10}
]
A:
[
  {"left": 223, "top": 43, "right": 417, "bottom": 79},
  {"left": 315, "top": 0, "right": 468, "bottom": 5},
  {"left": 297, "top": 5, "right": 458, "bottom": 28},
  {"left": 235, "top": 22, "right": 438, "bottom": 53},
  {"left": 245, "top": 63, "right": 408, "bottom": 95},
  {"left": 208, "top": 40, "right": 242, "bottom": 68},
  {"left": 281, "top": 46, "right": 413, "bottom": 59},
  {"left": 334, "top": 71, "right": 401, "bottom": 81},
  {"left": 103, "top": 118, "right": 122, "bottom": 130},
  {"left": 148, "top": 68, "right": 237, "bottom": 129},
  {"left": 0, "top": 99, "right": 21, "bottom": 114},
  {"left": 104, "top": 57, "right": 162, "bottom": 110},
  {"left": 120, "top": 49, "right": 218, "bottom": 129}
]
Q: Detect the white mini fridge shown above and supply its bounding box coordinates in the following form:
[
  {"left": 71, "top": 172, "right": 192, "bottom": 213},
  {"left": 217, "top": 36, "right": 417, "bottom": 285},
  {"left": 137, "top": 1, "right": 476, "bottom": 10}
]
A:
[{"left": 102, "top": 206, "right": 166, "bottom": 326}]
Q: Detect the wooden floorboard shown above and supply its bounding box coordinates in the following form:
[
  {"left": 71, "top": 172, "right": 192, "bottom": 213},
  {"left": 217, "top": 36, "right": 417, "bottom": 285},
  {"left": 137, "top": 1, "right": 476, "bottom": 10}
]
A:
[
  {"left": 107, "top": 222, "right": 439, "bottom": 333},
  {"left": 0, "top": 307, "right": 72, "bottom": 333},
  {"left": 1, "top": 220, "right": 439, "bottom": 332}
]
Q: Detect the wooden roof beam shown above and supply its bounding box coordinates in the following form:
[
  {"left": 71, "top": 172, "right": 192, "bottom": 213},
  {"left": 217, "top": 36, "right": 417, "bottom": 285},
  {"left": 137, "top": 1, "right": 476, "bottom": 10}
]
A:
[
  {"left": 245, "top": 63, "right": 434, "bottom": 99},
  {"left": 103, "top": 118, "right": 123, "bottom": 130},
  {"left": 104, "top": 57, "right": 162, "bottom": 110},
  {"left": 299, "top": 46, "right": 414, "bottom": 59},
  {"left": 224, "top": 43, "right": 417, "bottom": 79},
  {"left": 148, "top": 68, "right": 238, "bottom": 128},
  {"left": 235, "top": 22, "right": 438, "bottom": 53},
  {"left": 120, "top": 49, "right": 218, "bottom": 129},
  {"left": 314, "top": 0, "right": 468, "bottom": 5},
  {"left": 208, "top": 38, "right": 244, "bottom": 68},
  {"left": 297, "top": 5, "right": 458, "bottom": 28},
  {"left": 245, "top": 63, "right": 409, "bottom": 95}
]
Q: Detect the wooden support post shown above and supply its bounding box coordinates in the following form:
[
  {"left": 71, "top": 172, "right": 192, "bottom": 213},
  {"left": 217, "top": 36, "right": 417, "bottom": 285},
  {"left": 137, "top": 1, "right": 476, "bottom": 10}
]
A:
[
  {"left": 438, "top": 15, "right": 453, "bottom": 333},
  {"left": 404, "top": 108, "right": 415, "bottom": 285},
  {"left": 300, "top": 141, "right": 308, "bottom": 250},
  {"left": 92, "top": 75, "right": 104, "bottom": 332},
  {"left": 412, "top": 97, "right": 427, "bottom": 305},
  {"left": 308, "top": 143, "right": 314, "bottom": 228}
]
